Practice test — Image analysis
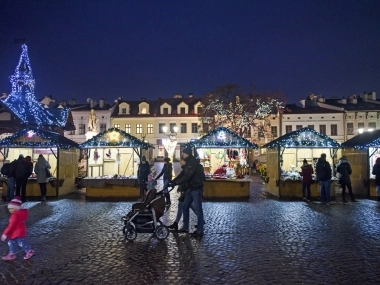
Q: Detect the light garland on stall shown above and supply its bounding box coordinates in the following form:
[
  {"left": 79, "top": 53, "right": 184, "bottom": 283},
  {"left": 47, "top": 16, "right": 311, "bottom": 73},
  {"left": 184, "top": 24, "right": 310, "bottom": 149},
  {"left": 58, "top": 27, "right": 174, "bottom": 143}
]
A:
[
  {"left": 2, "top": 44, "right": 70, "bottom": 128},
  {"left": 0, "top": 128, "right": 79, "bottom": 149},
  {"left": 186, "top": 127, "right": 258, "bottom": 148},
  {"left": 79, "top": 127, "right": 151, "bottom": 149},
  {"left": 341, "top": 129, "right": 380, "bottom": 150},
  {"left": 263, "top": 127, "right": 341, "bottom": 148}
]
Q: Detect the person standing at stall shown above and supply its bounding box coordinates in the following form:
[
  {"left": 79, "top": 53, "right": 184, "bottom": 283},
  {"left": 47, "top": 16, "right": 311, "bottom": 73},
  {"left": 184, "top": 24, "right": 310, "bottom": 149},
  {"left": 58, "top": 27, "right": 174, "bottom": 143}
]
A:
[
  {"left": 372, "top": 157, "right": 380, "bottom": 201},
  {"left": 301, "top": 159, "right": 313, "bottom": 202},
  {"left": 137, "top": 155, "right": 150, "bottom": 201},
  {"left": 155, "top": 157, "right": 173, "bottom": 206},
  {"left": 316, "top": 153, "right": 332, "bottom": 205},
  {"left": 34, "top": 154, "right": 51, "bottom": 201},
  {"left": 336, "top": 156, "right": 357, "bottom": 203},
  {"left": 15, "top": 156, "right": 33, "bottom": 203}
]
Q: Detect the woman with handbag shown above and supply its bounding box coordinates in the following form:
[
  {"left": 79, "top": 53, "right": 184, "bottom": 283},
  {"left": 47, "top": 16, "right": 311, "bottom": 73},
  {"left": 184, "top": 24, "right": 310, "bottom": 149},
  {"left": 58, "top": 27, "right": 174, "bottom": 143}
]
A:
[
  {"left": 336, "top": 156, "right": 357, "bottom": 203},
  {"left": 34, "top": 154, "right": 51, "bottom": 201}
]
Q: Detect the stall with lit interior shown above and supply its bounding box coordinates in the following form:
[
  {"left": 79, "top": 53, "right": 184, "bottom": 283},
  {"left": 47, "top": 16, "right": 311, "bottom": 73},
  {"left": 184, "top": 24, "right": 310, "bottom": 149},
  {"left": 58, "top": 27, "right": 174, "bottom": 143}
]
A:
[
  {"left": 262, "top": 127, "right": 341, "bottom": 199},
  {"left": 185, "top": 127, "right": 258, "bottom": 198},
  {"left": 79, "top": 127, "right": 152, "bottom": 198},
  {"left": 0, "top": 128, "right": 79, "bottom": 199},
  {"left": 341, "top": 129, "right": 380, "bottom": 198}
]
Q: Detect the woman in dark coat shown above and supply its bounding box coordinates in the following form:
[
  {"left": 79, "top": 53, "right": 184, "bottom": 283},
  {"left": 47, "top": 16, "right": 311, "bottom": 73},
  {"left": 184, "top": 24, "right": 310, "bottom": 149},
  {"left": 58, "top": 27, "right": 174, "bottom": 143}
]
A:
[
  {"left": 155, "top": 157, "right": 173, "bottom": 205},
  {"left": 336, "top": 156, "right": 357, "bottom": 203},
  {"left": 372, "top": 157, "right": 380, "bottom": 201},
  {"left": 301, "top": 159, "right": 313, "bottom": 202},
  {"left": 137, "top": 155, "right": 150, "bottom": 200}
]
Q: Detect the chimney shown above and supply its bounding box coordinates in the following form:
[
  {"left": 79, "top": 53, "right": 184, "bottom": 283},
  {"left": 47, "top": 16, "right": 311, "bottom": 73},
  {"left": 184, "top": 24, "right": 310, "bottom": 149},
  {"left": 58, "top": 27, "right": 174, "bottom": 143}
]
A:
[
  {"left": 90, "top": 99, "right": 97, "bottom": 108},
  {"left": 69, "top": 99, "right": 76, "bottom": 106},
  {"left": 299, "top": 99, "right": 306, "bottom": 108},
  {"left": 173, "top": 93, "right": 182, "bottom": 98},
  {"left": 370, "top": 91, "right": 376, "bottom": 100},
  {"left": 339, "top": 98, "right": 347, "bottom": 104},
  {"left": 188, "top": 93, "right": 194, "bottom": 98},
  {"left": 317, "top": 96, "right": 325, "bottom": 103},
  {"left": 99, "top": 98, "right": 105, "bottom": 108}
]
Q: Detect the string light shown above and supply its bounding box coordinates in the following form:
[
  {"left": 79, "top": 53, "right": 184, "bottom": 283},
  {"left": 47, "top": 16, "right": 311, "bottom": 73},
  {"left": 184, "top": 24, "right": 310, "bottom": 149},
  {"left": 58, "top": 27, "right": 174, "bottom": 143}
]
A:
[
  {"left": 80, "top": 127, "right": 151, "bottom": 149},
  {"left": 263, "top": 127, "right": 340, "bottom": 148},
  {"left": 0, "top": 128, "right": 79, "bottom": 149},
  {"left": 341, "top": 129, "right": 380, "bottom": 149},
  {"left": 2, "top": 44, "right": 70, "bottom": 128},
  {"left": 186, "top": 127, "right": 258, "bottom": 148}
]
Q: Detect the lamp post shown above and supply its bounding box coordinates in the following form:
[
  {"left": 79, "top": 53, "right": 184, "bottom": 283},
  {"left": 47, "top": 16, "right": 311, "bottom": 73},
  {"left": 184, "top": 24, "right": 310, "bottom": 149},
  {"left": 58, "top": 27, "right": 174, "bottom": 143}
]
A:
[{"left": 162, "top": 125, "right": 178, "bottom": 176}]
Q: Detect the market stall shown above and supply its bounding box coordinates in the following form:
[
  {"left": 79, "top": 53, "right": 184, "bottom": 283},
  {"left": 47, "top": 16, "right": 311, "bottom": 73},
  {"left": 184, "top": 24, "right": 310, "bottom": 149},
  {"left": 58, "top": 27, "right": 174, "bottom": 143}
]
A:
[
  {"left": 262, "top": 127, "right": 341, "bottom": 199},
  {"left": 0, "top": 128, "right": 79, "bottom": 199},
  {"left": 185, "top": 127, "right": 258, "bottom": 198},
  {"left": 341, "top": 129, "right": 380, "bottom": 198},
  {"left": 79, "top": 127, "right": 152, "bottom": 198}
]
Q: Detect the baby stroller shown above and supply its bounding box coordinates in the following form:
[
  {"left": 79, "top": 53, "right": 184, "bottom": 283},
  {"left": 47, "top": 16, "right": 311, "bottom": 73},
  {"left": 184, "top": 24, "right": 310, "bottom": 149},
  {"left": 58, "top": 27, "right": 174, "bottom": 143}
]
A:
[{"left": 122, "top": 188, "right": 169, "bottom": 242}]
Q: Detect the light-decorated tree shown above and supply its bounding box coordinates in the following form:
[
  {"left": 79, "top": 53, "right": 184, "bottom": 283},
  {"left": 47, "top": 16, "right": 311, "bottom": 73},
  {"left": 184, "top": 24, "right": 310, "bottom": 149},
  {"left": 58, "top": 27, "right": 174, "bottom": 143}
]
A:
[{"left": 199, "top": 84, "right": 284, "bottom": 143}]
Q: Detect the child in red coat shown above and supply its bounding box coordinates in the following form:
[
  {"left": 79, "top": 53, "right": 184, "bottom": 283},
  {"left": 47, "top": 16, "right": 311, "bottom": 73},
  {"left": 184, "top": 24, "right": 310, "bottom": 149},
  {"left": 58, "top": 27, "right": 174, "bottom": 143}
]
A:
[{"left": 1, "top": 196, "right": 34, "bottom": 261}]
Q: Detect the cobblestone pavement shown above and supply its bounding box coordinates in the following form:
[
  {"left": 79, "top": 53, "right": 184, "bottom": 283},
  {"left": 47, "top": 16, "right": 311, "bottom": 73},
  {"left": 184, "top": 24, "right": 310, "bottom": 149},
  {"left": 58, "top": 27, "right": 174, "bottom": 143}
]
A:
[{"left": 0, "top": 174, "right": 379, "bottom": 284}]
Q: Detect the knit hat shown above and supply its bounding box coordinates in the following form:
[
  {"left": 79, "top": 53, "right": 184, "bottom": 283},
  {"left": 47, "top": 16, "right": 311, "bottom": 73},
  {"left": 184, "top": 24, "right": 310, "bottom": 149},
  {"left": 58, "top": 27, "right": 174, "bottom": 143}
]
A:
[
  {"left": 182, "top": 147, "right": 192, "bottom": 156},
  {"left": 303, "top": 159, "right": 308, "bottom": 164},
  {"left": 164, "top": 157, "right": 171, "bottom": 162},
  {"left": 141, "top": 155, "right": 147, "bottom": 162},
  {"left": 8, "top": 196, "right": 22, "bottom": 210}
]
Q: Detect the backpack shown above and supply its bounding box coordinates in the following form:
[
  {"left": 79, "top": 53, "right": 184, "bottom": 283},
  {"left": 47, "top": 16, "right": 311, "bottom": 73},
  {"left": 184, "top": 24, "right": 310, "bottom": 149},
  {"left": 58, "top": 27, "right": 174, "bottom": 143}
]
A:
[{"left": 1, "top": 163, "right": 10, "bottom": 176}]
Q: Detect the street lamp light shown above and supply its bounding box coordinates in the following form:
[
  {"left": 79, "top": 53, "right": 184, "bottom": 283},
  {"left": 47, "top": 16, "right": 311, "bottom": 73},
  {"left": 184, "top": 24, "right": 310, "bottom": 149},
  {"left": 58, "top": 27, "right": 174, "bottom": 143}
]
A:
[{"left": 162, "top": 125, "right": 178, "bottom": 175}]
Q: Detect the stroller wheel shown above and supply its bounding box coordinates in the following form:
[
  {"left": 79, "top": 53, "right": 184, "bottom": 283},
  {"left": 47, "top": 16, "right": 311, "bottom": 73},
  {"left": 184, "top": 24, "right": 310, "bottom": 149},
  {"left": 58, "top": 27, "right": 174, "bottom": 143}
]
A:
[
  {"left": 155, "top": 225, "right": 169, "bottom": 240},
  {"left": 124, "top": 226, "right": 137, "bottom": 242}
]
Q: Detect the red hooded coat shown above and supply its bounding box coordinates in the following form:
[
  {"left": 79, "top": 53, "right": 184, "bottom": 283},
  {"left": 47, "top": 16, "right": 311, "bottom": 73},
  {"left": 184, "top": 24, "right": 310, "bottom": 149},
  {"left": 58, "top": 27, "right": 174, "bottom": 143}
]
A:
[{"left": 3, "top": 209, "right": 28, "bottom": 239}]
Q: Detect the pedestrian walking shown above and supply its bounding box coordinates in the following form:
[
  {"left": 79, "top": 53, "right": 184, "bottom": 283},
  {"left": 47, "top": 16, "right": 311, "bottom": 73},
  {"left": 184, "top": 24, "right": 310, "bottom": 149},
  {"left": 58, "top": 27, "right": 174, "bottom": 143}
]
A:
[
  {"left": 167, "top": 158, "right": 197, "bottom": 230},
  {"left": 155, "top": 157, "right": 172, "bottom": 206},
  {"left": 15, "top": 155, "right": 33, "bottom": 203},
  {"left": 372, "top": 157, "right": 380, "bottom": 201},
  {"left": 137, "top": 155, "right": 150, "bottom": 201},
  {"left": 1, "top": 196, "right": 34, "bottom": 261},
  {"left": 301, "top": 159, "right": 313, "bottom": 202},
  {"left": 316, "top": 153, "right": 332, "bottom": 205},
  {"left": 170, "top": 147, "right": 205, "bottom": 237},
  {"left": 336, "top": 156, "right": 357, "bottom": 203},
  {"left": 34, "top": 154, "right": 51, "bottom": 201}
]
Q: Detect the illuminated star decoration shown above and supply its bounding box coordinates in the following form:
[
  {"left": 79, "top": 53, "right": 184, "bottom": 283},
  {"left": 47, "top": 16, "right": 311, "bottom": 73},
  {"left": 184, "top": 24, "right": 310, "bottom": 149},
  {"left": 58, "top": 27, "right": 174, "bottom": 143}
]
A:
[
  {"left": 217, "top": 131, "right": 226, "bottom": 141},
  {"left": 2, "top": 44, "right": 70, "bottom": 128},
  {"left": 80, "top": 127, "right": 152, "bottom": 149},
  {"left": 27, "top": 130, "right": 36, "bottom": 138}
]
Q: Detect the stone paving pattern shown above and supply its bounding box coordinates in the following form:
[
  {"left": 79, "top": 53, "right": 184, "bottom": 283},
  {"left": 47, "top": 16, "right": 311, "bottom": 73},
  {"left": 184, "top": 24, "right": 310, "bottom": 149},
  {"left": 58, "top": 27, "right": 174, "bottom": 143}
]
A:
[{"left": 0, "top": 174, "right": 379, "bottom": 284}]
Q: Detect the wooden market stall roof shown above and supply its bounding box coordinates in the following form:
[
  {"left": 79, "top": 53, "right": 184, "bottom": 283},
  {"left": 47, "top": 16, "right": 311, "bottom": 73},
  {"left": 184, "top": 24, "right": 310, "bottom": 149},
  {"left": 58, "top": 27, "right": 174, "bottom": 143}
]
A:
[
  {"left": 0, "top": 128, "right": 79, "bottom": 149},
  {"left": 262, "top": 127, "right": 341, "bottom": 149},
  {"left": 186, "top": 127, "right": 258, "bottom": 149},
  {"left": 79, "top": 127, "right": 152, "bottom": 149},
  {"left": 341, "top": 129, "right": 380, "bottom": 149}
]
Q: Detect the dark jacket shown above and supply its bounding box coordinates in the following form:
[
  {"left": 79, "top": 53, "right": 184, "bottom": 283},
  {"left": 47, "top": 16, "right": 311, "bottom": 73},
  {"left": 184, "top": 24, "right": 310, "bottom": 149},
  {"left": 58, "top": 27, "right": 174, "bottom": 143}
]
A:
[
  {"left": 15, "top": 157, "right": 33, "bottom": 180},
  {"left": 301, "top": 163, "right": 314, "bottom": 184},
  {"left": 137, "top": 162, "right": 150, "bottom": 185},
  {"left": 336, "top": 157, "right": 352, "bottom": 184},
  {"left": 155, "top": 162, "right": 173, "bottom": 181},
  {"left": 316, "top": 157, "right": 332, "bottom": 181},
  {"left": 172, "top": 155, "right": 204, "bottom": 190},
  {"left": 372, "top": 160, "right": 380, "bottom": 186}
]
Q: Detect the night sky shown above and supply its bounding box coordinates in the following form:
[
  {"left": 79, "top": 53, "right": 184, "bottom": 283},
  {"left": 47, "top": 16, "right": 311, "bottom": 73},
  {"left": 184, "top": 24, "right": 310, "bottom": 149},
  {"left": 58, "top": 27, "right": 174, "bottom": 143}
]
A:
[{"left": 1, "top": 0, "right": 379, "bottom": 104}]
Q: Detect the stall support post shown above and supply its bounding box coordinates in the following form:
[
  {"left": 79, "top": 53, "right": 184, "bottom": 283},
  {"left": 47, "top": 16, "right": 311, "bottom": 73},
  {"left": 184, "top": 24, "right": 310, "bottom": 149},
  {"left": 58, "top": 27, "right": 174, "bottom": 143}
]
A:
[{"left": 55, "top": 148, "right": 59, "bottom": 197}]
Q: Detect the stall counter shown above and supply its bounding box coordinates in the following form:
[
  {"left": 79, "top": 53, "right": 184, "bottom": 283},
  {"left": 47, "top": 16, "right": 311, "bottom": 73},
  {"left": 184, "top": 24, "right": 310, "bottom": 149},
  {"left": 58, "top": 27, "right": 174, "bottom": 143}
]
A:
[
  {"left": 203, "top": 178, "right": 251, "bottom": 198},
  {"left": 1, "top": 177, "right": 57, "bottom": 199},
  {"left": 80, "top": 177, "right": 139, "bottom": 198},
  {"left": 279, "top": 178, "right": 338, "bottom": 199}
]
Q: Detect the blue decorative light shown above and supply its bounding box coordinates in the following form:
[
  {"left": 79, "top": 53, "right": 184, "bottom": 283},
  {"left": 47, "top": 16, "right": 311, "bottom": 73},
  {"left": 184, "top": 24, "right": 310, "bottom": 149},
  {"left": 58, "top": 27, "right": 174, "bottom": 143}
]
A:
[
  {"left": 263, "top": 127, "right": 341, "bottom": 148},
  {"left": 2, "top": 44, "right": 70, "bottom": 128},
  {"left": 80, "top": 127, "right": 152, "bottom": 149},
  {"left": 0, "top": 128, "right": 79, "bottom": 149},
  {"left": 186, "top": 127, "right": 258, "bottom": 148}
]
